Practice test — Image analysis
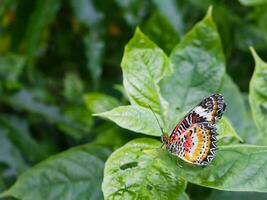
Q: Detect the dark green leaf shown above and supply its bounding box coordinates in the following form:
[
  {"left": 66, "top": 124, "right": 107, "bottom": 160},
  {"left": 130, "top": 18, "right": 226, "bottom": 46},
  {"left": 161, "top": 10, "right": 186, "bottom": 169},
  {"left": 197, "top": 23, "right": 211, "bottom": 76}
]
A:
[
  {"left": 239, "top": 0, "right": 267, "bottom": 6},
  {"left": 102, "top": 138, "right": 186, "bottom": 199},
  {"left": 7, "top": 89, "right": 64, "bottom": 123},
  {"left": 94, "top": 105, "right": 163, "bottom": 136},
  {"left": 83, "top": 31, "right": 105, "bottom": 89},
  {"left": 58, "top": 105, "right": 93, "bottom": 140},
  {"left": 151, "top": 0, "right": 183, "bottom": 34},
  {"left": 208, "top": 190, "right": 267, "bottom": 200},
  {"left": 63, "top": 73, "right": 84, "bottom": 103},
  {"left": 1, "top": 145, "right": 111, "bottom": 200},
  {"left": 0, "top": 54, "right": 25, "bottom": 90},
  {"left": 249, "top": 47, "right": 267, "bottom": 142},
  {"left": 70, "top": 0, "right": 103, "bottom": 27},
  {"left": 0, "top": 114, "right": 48, "bottom": 162},
  {"left": 0, "top": 127, "right": 27, "bottom": 177},
  {"left": 242, "top": 95, "right": 260, "bottom": 144},
  {"left": 115, "top": 0, "right": 149, "bottom": 27},
  {"left": 160, "top": 8, "right": 225, "bottom": 130},
  {"left": 84, "top": 92, "right": 120, "bottom": 113},
  {"left": 143, "top": 11, "right": 179, "bottom": 54},
  {"left": 26, "top": 0, "right": 61, "bottom": 73},
  {"left": 221, "top": 74, "right": 246, "bottom": 135}
]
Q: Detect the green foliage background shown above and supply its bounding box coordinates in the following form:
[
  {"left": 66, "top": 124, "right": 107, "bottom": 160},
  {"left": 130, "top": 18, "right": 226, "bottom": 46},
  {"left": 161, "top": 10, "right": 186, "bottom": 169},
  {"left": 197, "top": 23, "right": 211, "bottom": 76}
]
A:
[{"left": 0, "top": 0, "right": 267, "bottom": 199}]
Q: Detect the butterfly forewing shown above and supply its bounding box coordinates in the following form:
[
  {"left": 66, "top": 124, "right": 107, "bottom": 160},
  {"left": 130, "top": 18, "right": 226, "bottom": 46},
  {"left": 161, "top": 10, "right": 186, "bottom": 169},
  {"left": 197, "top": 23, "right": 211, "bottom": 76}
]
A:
[{"left": 165, "top": 94, "right": 226, "bottom": 166}]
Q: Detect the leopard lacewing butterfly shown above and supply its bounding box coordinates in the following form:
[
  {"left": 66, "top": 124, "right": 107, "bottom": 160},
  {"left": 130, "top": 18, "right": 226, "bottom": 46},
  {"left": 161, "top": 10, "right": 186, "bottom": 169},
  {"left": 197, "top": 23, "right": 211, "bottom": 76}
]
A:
[{"left": 152, "top": 94, "right": 226, "bottom": 166}]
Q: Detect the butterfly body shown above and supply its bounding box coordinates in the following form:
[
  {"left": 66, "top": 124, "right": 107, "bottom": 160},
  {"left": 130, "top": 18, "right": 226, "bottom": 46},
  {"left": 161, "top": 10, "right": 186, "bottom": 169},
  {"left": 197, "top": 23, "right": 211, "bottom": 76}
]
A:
[{"left": 162, "top": 94, "right": 226, "bottom": 166}]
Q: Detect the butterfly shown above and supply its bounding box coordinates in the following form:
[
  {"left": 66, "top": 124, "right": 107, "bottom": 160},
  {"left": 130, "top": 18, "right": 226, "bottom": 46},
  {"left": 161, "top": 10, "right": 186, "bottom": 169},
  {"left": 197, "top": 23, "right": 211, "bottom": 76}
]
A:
[{"left": 161, "top": 94, "right": 226, "bottom": 166}]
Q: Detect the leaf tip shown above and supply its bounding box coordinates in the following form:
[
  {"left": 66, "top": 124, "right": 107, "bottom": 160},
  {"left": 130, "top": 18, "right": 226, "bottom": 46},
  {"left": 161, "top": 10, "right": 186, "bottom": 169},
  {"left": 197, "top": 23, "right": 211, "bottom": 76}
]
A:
[
  {"left": 207, "top": 5, "right": 213, "bottom": 18},
  {"left": 250, "top": 46, "right": 264, "bottom": 65}
]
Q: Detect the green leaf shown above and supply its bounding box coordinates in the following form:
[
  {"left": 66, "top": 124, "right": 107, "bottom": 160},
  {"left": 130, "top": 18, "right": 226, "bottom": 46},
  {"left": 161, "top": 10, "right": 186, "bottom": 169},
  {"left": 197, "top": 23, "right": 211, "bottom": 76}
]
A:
[
  {"left": 26, "top": 0, "right": 61, "bottom": 75},
  {"left": 0, "top": 114, "right": 48, "bottom": 162},
  {"left": 221, "top": 74, "right": 246, "bottom": 135},
  {"left": 6, "top": 89, "right": 91, "bottom": 139},
  {"left": 121, "top": 27, "right": 171, "bottom": 122},
  {"left": 63, "top": 73, "right": 84, "bottom": 103},
  {"left": 151, "top": 0, "right": 183, "bottom": 34},
  {"left": 239, "top": 0, "right": 267, "bottom": 6},
  {"left": 84, "top": 93, "right": 120, "bottom": 113},
  {"left": 160, "top": 7, "right": 225, "bottom": 130},
  {"left": 104, "top": 138, "right": 267, "bottom": 194},
  {"left": 143, "top": 11, "right": 179, "bottom": 54},
  {"left": 59, "top": 105, "right": 93, "bottom": 140},
  {"left": 0, "top": 127, "right": 27, "bottom": 177},
  {"left": 7, "top": 89, "right": 64, "bottom": 123},
  {"left": 1, "top": 144, "right": 111, "bottom": 200},
  {"left": 115, "top": 0, "right": 149, "bottom": 27},
  {"left": 94, "top": 105, "right": 163, "bottom": 136},
  {"left": 102, "top": 138, "right": 187, "bottom": 200},
  {"left": 242, "top": 95, "right": 260, "bottom": 144},
  {"left": 249, "top": 47, "right": 267, "bottom": 142},
  {"left": 218, "top": 117, "right": 243, "bottom": 142},
  {"left": 0, "top": 54, "right": 25, "bottom": 90},
  {"left": 83, "top": 31, "right": 105, "bottom": 90},
  {"left": 93, "top": 124, "right": 131, "bottom": 150},
  {"left": 70, "top": 0, "right": 103, "bottom": 27}
]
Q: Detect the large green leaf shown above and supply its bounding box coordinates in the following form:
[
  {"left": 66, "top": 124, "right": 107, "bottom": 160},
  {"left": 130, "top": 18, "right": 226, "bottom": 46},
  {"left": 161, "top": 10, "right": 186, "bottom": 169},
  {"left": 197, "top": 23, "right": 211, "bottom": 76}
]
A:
[
  {"left": 249, "top": 47, "right": 267, "bottom": 142},
  {"left": 94, "top": 105, "right": 163, "bottom": 136},
  {"left": 160, "top": 8, "right": 225, "bottom": 130},
  {"left": 104, "top": 138, "right": 267, "bottom": 195},
  {"left": 1, "top": 145, "right": 111, "bottom": 200},
  {"left": 102, "top": 138, "right": 187, "bottom": 200},
  {"left": 121, "top": 27, "right": 171, "bottom": 123}
]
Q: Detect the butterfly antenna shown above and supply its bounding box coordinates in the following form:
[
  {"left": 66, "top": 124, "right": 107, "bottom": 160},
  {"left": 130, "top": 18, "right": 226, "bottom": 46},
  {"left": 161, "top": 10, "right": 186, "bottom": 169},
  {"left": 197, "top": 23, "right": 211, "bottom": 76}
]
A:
[{"left": 148, "top": 105, "right": 164, "bottom": 136}]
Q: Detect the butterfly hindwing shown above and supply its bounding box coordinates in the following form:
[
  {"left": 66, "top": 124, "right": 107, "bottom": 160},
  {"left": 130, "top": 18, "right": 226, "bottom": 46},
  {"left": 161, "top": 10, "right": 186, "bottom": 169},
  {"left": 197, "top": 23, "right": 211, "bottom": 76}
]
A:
[{"left": 165, "top": 94, "right": 225, "bottom": 166}]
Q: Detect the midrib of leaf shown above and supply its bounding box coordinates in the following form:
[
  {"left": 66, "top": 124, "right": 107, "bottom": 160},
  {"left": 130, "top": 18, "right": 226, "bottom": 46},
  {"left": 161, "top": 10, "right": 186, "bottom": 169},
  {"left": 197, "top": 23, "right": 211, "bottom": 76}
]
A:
[{"left": 125, "top": 50, "right": 168, "bottom": 125}]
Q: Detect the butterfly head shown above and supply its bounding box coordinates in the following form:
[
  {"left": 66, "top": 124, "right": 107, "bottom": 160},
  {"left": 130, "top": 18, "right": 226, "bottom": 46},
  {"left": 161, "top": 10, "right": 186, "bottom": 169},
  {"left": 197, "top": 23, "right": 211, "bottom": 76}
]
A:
[{"left": 161, "top": 134, "right": 170, "bottom": 145}]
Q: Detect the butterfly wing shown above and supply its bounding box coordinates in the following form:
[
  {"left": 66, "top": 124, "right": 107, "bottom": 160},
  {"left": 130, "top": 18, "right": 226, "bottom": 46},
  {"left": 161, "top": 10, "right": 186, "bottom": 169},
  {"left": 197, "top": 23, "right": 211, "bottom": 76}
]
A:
[{"left": 167, "top": 94, "right": 226, "bottom": 166}]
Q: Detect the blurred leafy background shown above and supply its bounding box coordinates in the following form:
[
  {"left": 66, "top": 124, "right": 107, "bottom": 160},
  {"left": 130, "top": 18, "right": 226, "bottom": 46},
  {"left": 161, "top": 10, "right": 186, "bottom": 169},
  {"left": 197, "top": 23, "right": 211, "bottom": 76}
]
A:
[{"left": 0, "top": 0, "right": 267, "bottom": 199}]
